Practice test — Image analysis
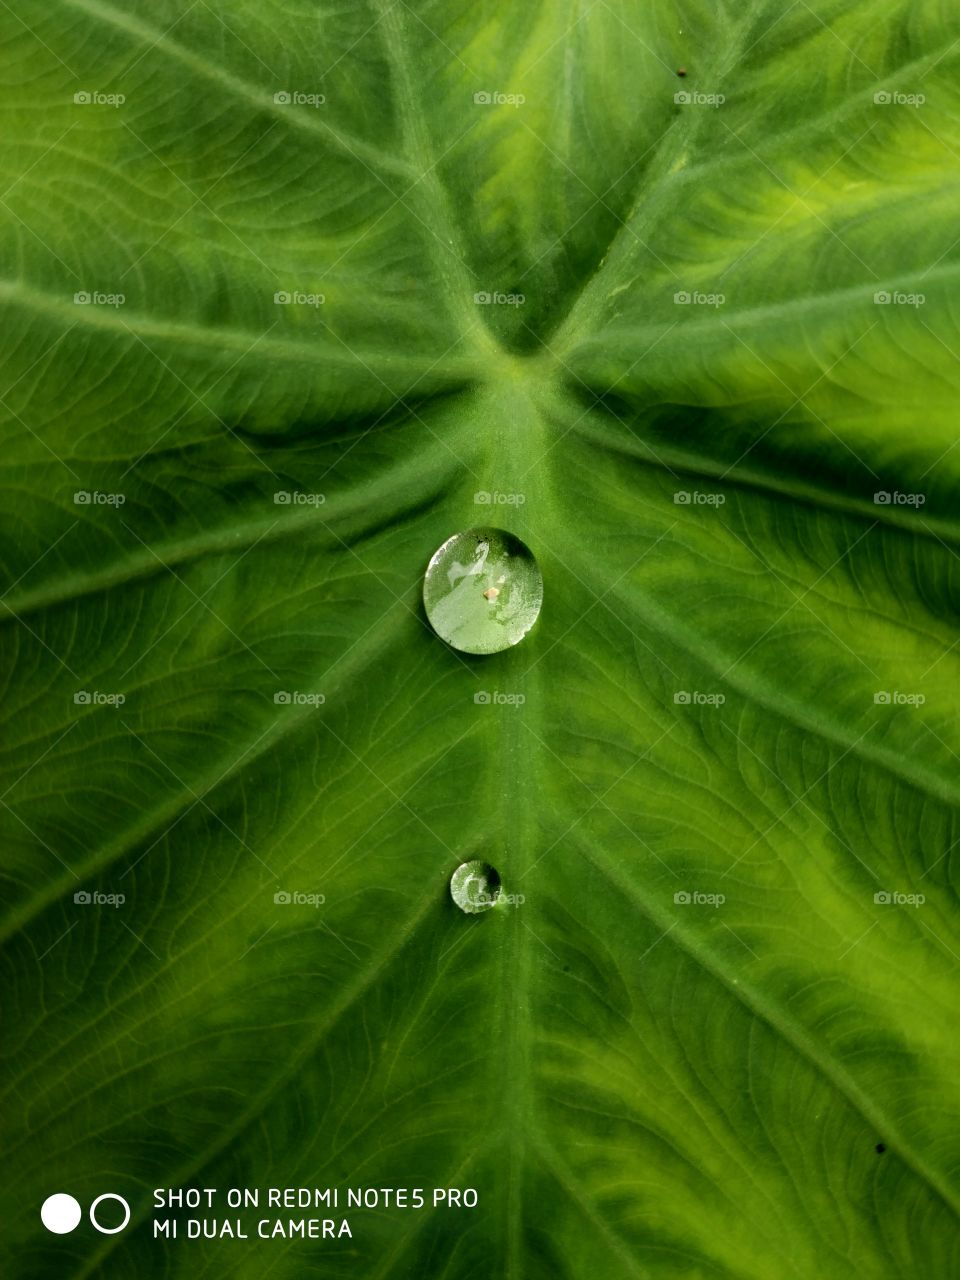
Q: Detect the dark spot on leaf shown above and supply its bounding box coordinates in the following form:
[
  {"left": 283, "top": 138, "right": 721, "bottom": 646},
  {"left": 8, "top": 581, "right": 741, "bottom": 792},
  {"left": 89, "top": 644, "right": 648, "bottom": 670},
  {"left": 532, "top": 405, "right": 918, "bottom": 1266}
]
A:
[
  {"left": 677, "top": 67, "right": 687, "bottom": 77},
  {"left": 875, "top": 1143, "right": 886, "bottom": 1154}
]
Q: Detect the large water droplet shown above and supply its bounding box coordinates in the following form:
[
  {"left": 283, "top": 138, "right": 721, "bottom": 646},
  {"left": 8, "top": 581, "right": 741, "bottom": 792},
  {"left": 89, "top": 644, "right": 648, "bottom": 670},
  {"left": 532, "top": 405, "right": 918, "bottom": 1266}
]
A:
[
  {"left": 423, "top": 527, "right": 542, "bottom": 654},
  {"left": 450, "top": 860, "right": 501, "bottom": 914}
]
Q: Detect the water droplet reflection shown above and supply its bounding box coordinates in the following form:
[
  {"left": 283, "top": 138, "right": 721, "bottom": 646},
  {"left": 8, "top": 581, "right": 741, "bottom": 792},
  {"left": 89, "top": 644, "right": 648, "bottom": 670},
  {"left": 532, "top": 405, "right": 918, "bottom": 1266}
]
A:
[
  {"left": 450, "top": 860, "right": 501, "bottom": 914},
  {"left": 423, "top": 527, "right": 542, "bottom": 655}
]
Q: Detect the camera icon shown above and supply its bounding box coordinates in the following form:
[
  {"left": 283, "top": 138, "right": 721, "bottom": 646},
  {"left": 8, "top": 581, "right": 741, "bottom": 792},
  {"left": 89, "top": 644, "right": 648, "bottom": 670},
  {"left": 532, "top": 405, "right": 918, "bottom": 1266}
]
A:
[
  {"left": 274, "top": 91, "right": 291, "bottom": 105},
  {"left": 874, "top": 91, "right": 892, "bottom": 105},
  {"left": 274, "top": 890, "right": 291, "bottom": 904},
  {"left": 474, "top": 691, "right": 491, "bottom": 705},
  {"left": 674, "top": 891, "right": 691, "bottom": 904},
  {"left": 874, "top": 691, "right": 891, "bottom": 704},
  {"left": 274, "top": 691, "right": 291, "bottom": 704},
  {"left": 674, "top": 290, "right": 691, "bottom": 304},
  {"left": 473, "top": 291, "right": 491, "bottom": 304},
  {"left": 674, "top": 91, "right": 691, "bottom": 105},
  {"left": 73, "top": 491, "right": 91, "bottom": 504},
  {"left": 473, "top": 490, "right": 491, "bottom": 504},
  {"left": 74, "top": 890, "right": 91, "bottom": 904},
  {"left": 873, "top": 491, "right": 891, "bottom": 504},
  {"left": 874, "top": 891, "right": 891, "bottom": 904},
  {"left": 274, "top": 291, "right": 291, "bottom": 304},
  {"left": 73, "top": 291, "right": 91, "bottom": 304},
  {"left": 673, "top": 691, "right": 691, "bottom": 704},
  {"left": 273, "top": 491, "right": 291, "bottom": 503},
  {"left": 73, "top": 91, "right": 91, "bottom": 105},
  {"left": 673, "top": 491, "right": 691, "bottom": 504},
  {"left": 873, "top": 290, "right": 891, "bottom": 305},
  {"left": 473, "top": 91, "right": 492, "bottom": 104},
  {"left": 74, "top": 691, "right": 91, "bottom": 704}
]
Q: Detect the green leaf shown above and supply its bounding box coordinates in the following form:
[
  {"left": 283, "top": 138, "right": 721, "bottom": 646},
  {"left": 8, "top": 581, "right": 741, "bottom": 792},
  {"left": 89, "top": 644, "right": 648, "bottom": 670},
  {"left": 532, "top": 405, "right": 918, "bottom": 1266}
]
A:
[{"left": 2, "top": 2, "right": 960, "bottom": 1277}]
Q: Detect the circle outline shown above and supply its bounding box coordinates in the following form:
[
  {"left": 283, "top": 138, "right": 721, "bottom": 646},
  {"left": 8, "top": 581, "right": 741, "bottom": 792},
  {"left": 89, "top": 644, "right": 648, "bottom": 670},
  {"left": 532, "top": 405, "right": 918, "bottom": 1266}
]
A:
[{"left": 89, "top": 1192, "right": 131, "bottom": 1235}]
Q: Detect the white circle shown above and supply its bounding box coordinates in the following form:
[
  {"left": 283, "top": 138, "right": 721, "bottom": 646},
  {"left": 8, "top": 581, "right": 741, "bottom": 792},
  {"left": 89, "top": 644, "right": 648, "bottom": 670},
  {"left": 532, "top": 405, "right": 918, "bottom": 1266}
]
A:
[
  {"left": 89, "top": 1193, "right": 131, "bottom": 1235},
  {"left": 41, "top": 1193, "right": 82, "bottom": 1234}
]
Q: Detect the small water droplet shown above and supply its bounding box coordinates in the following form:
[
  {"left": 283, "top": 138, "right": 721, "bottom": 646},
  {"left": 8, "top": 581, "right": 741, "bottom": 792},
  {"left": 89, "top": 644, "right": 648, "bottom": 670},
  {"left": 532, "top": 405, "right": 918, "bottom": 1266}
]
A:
[
  {"left": 423, "top": 527, "right": 543, "bottom": 654},
  {"left": 450, "top": 860, "right": 501, "bottom": 913}
]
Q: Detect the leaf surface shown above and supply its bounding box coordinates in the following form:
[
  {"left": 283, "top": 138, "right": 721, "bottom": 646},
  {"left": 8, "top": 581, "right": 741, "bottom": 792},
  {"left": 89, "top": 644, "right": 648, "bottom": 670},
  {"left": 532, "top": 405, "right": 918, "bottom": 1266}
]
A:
[{"left": 2, "top": 2, "right": 960, "bottom": 1277}]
